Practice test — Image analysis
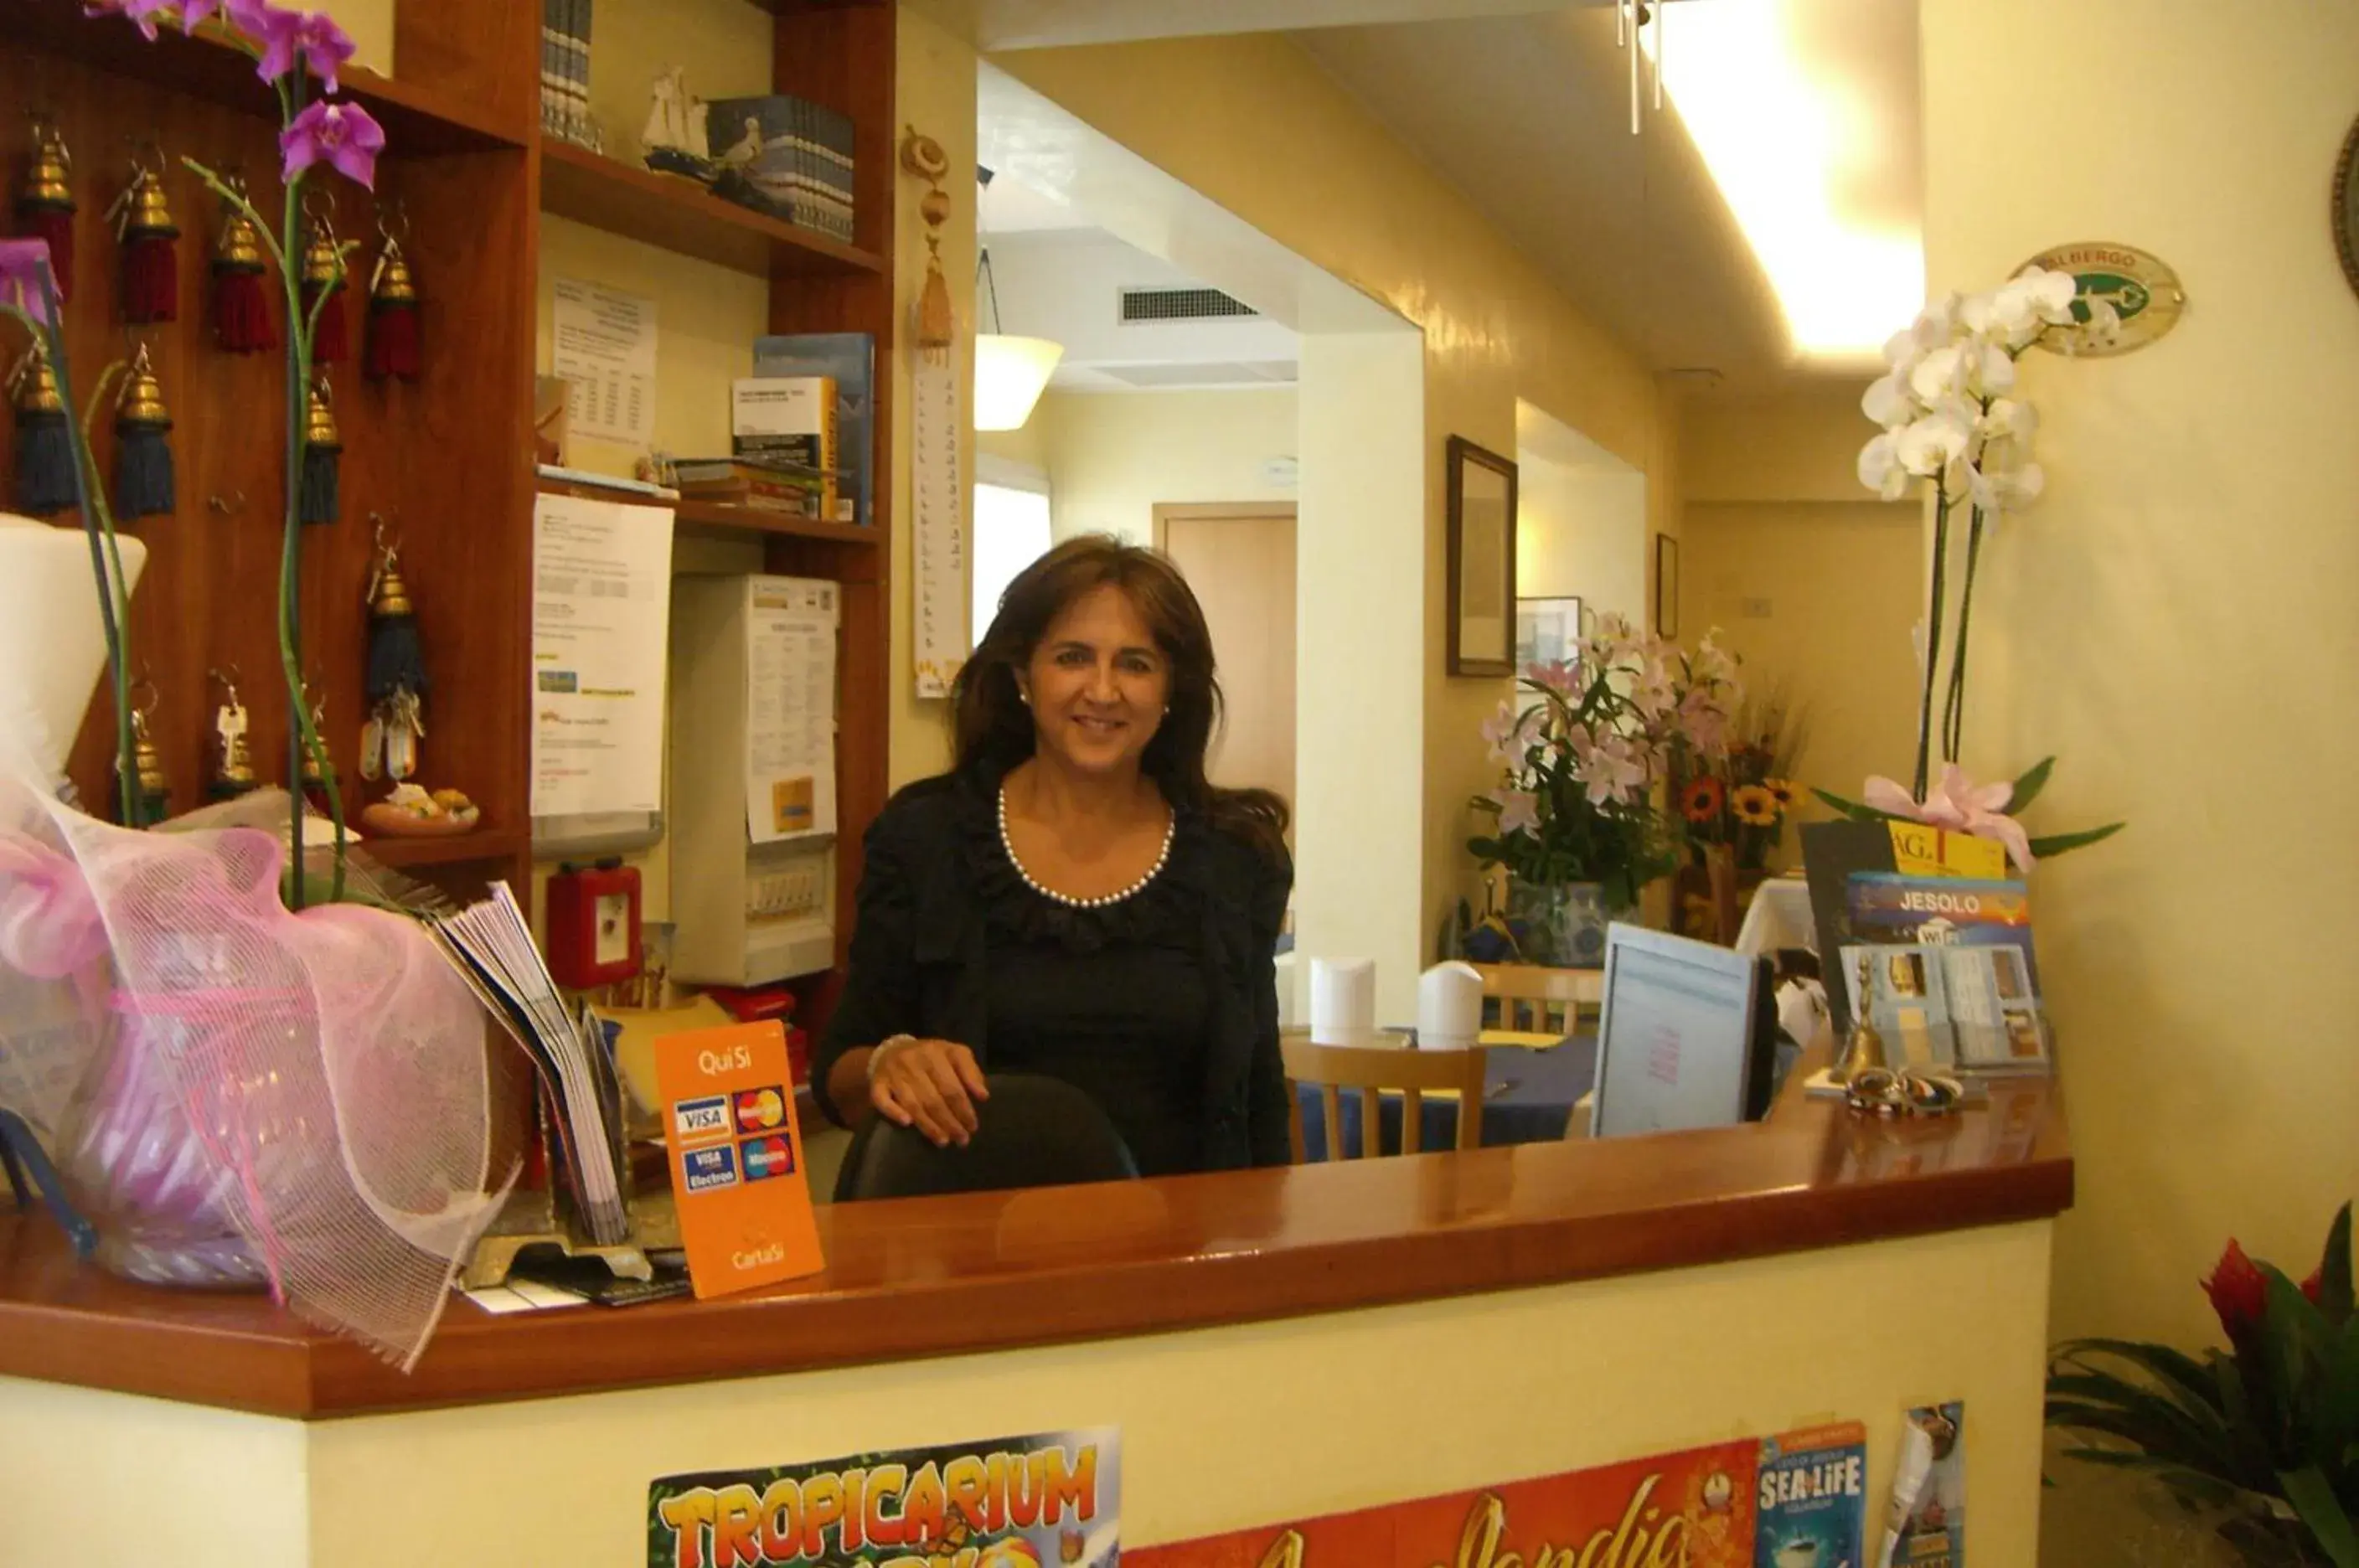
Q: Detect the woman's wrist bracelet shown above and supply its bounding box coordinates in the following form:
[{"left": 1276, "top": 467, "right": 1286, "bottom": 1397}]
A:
[{"left": 867, "top": 1034, "right": 920, "bottom": 1081}]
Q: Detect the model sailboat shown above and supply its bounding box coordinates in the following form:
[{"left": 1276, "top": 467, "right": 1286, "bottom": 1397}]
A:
[{"left": 642, "top": 68, "right": 717, "bottom": 184}]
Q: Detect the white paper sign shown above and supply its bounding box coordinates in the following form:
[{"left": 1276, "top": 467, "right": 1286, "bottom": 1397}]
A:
[
  {"left": 910, "top": 355, "right": 966, "bottom": 698},
  {"left": 530, "top": 493, "right": 675, "bottom": 817},
  {"left": 552, "top": 278, "right": 658, "bottom": 448},
  {"left": 744, "top": 576, "right": 838, "bottom": 846}
]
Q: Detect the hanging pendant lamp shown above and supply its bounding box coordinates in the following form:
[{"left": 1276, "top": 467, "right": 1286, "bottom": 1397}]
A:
[{"left": 973, "top": 168, "right": 1061, "bottom": 431}]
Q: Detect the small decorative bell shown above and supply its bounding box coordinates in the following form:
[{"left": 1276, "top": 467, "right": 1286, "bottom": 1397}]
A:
[
  {"left": 124, "top": 701, "right": 171, "bottom": 826},
  {"left": 14, "top": 115, "right": 76, "bottom": 304},
  {"left": 299, "top": 207, "right": 348, "bottom": 364},
  {"left": 111, "top": 157, "right": 180, "bottom": 325},
  {"left": 364, "top": 204, "right": 420, "bottom": 381},
  {"left": 8, "top": 343, "right": 75, "bottom": 517},
  {"left": 112, "top": 342, "right": 176, "bottom": 523},
  {"left": 1830, "top": 952, "right": 1888, "bottom": 1086},
  {"left": 299, "top": 373, "right": 342, "bottom": 525},
  {"left": 209, "top": 175, "right": 275, "bottom": 353},
  {"left": 362, "top": 517, "right": 429, "bottom": 781}
]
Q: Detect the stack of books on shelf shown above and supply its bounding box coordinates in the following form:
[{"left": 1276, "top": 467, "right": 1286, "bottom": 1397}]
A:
[
  {"left": 708, "top": 94, "right": 856, "bottom": 244},
  {"left": 540, "top": 0, "right": 602, "bottom": 152}
]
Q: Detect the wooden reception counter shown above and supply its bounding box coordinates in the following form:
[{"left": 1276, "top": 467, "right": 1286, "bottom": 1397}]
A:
[{"left": 0, "top": 1075, "right": 2071, "bottom": 1420}]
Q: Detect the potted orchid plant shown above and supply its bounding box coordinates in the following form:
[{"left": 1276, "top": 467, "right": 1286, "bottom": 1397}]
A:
[
  {"left": 0, "top": 0, "right": 383, "bottom": 902},
  {"left": 1469, "top": 614, "right": 1741, "bottom": 967},
  {"left": 1814, "top": 266, "right": 2124, "bottom": 871},
  {"left": 2048, "top": 1204, "right": 2359, "bottom": 1567}
]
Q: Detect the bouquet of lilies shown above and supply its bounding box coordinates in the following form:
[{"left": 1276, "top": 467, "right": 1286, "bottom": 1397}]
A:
[
  {"left": 1, "top": 0, "right": 386, "bottom": 901},
  {"left": 1470, "top": 614, "right": 1741, "bottom": 910}
]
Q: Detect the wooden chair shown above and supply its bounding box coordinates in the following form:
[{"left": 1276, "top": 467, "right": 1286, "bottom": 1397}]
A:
[
  {"left": 1280, "top": 1035, "right": 1489, "bottom": 1162},
  {"left": 1472, "top": 962, "right": 1604, "bottom": 1038}
]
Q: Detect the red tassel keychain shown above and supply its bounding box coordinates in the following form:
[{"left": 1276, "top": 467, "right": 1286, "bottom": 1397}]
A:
[
  {"left": 111, "top": 146, "right": 178, "bottom": 325},
  {"left": 298, "top": 198, "right": 348, "bottom": 365},
  {"left": 363, "top": 200, "right": 420, "bottom": 381},
  {"left": 209, "top": 173, "right": 275, "bottom": 353},
  {"left": 13, "top": 114, "right": 76, "bottom": 304}
]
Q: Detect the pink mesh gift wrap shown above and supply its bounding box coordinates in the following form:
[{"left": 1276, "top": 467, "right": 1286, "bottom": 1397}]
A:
[{"left": 0, "top": 772, "right": 515, "bottom": 1369}]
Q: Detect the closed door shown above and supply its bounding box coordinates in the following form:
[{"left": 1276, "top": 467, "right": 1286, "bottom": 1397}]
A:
[{"left": 1157, "top": 506, "right": 1297, "bottom": 821}]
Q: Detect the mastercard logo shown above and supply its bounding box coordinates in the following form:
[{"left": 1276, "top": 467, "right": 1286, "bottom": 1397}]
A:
[
  {"left": 742, "top": 1134, "right": 795, "bottom": 1181},
  {"left": 734, "top": 1086, "right": 786, "bottom": 1133}
]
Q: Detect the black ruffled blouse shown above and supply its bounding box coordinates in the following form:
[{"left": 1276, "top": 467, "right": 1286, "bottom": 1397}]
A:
[{"left": 814, "top": 765, "right": 1293, "bottom": 1173}]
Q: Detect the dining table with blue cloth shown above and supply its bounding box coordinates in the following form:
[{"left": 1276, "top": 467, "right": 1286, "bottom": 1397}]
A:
[{"left": 1292, "top": 1034, "right": 1599, "bottom": 1158}]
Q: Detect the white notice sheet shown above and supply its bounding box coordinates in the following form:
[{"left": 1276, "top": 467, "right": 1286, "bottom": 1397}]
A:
[
  {"left": 552, "top": 278, "right": 657, "bottom": 448},
  {"left": 745, "top": 576, "right": 839, "bottom": 845},
  {"left": 531, "top": 493, "right": 674, "bottom": 817}
]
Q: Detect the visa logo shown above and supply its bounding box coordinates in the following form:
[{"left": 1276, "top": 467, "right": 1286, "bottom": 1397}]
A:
[
  {"left": 674, "top": 1096, "right": 730, "bottom": 1142},
  {"left": 681, "top": 1144, "right": 739, "bottom": 1193}
]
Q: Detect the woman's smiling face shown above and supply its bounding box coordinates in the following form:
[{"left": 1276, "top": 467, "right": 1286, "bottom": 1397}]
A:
[{"left": 1020, "top": 581, "right": 1169, "bottom": 776}]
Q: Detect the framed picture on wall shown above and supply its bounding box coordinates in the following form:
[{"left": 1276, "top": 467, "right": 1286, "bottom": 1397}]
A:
[
  {"left": 1515, "top": 596, "right": 1583, "bottom": 674},
  {"left": 1654, "top": 534, "right": 1680, "bottom": 638},
  {"left": 1447, "top": 436, "right": 1519, "bottom": 677}
]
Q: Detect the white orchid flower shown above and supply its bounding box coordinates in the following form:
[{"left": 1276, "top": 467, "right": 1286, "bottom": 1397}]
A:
[
  {"left": 1862, "top": 371, "right": 1917, "bottom": 430},
  {"left": 1882, "top": 326, "right": 1923, "bottom": 374},
  {"left": 1980, "top": 398, "right": 2039, "bottom": 444},
  {"left": 1969, "top": 338, "right": 2017, "bottom": 396},
  {"left": 2014, "top": 265, "right": 2080, "bottom": 323},
  {"left": 1895, "top": 409, "right": 1973, "bottom": 478},
  {"left": 1958, "top": 290, "right": 2001, "bottom": 336},
  {"left": 1858, "top": 431, "right": 1909, "bottom": 500},
  {"left": 1910, "top": 343, "right": 1967, "bottom": 403},
  {"left": 1968, "top": 440, "right": 2046, "bottom": 515},
  {"left": 2082, "top": 297, "right": 2123, "bottom": 350}
]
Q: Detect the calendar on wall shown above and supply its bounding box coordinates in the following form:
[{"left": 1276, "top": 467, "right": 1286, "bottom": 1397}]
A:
[{"left": 910, "top": 354, "right": 967, "bottom": 699}]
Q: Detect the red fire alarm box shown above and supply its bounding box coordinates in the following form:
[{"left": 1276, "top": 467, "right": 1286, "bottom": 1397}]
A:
[{"left": 545, "top": 859, "right": 643, "bottom": 990}]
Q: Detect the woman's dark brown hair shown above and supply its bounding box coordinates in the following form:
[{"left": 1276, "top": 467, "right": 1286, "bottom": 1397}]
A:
[{"left": 951, "top": 534, "right": 1289, "bottom": 865}]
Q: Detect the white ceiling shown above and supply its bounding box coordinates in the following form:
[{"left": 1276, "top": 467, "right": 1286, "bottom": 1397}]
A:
[
  {"left": 964, "top": 0, "right": 1592, "bottom": 50},
  {"left": 1295, "top": 0, "right": 1923, "bottom": 382}
]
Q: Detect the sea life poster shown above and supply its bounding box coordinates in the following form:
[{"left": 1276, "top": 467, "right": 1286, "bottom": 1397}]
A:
[{"left": 650, "top": 1427, "right": 1118, "bottom": 1567}]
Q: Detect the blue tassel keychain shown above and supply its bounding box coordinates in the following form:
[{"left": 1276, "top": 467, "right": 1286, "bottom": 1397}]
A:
[
  {"left": 112, "top": 341, "right": 176, "bottom": 523},
  {"left": 298, "top": 371, "right": 341, "bottom": 525},
  {"left": 8, "top": 343, "right": 76, "bottom": 516}
]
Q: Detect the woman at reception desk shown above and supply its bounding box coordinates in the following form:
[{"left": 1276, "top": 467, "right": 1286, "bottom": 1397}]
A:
[{"left": 815, "top": 535, "right": 1295, "bottom": 1186}]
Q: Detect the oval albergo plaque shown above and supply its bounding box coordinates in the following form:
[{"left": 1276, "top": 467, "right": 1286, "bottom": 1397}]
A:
[{"left": 2019, "top": 241, "right": 2186, "bottom": 356}]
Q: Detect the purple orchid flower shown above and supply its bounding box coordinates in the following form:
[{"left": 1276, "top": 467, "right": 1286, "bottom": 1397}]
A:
[
  {"left": 251, "top": 6, "right": 357, "bottom": 92},
  {"left": 179, "top": 0, "right": 225, "bottom": 28},
  {"left": 281, "top": 100, "right": 385, "bottom": 188},
  {"left": 0, "top": 239, "right": 59, "bottom": 329},
  {"left": 85, "top": 0, "right": 171, "bottom": 39}
]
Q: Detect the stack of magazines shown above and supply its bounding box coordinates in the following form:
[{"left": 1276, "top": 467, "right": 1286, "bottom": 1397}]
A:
[{"left": 428, "top": 884, "right": 629, "bottom": 1244}]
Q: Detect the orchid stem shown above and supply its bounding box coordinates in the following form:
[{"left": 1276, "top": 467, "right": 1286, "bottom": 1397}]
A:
[
  {"left": 1943, "top": 508, "right": 1985, "bottom": 766},
  {"left": 22, "top": 271, "right": 140, "bottom": 826},
  {"left": 1913, "top": 490, "right": 1952, "bottom": 801}
]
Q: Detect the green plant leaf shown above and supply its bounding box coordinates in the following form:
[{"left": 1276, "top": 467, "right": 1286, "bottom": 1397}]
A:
[
  {"left": 2027, "top": 822, "right": 2127, "bottom": 859},
  {"left": 2009, "top": 755, "right": 2058, "bottom": 813},
  {"left": 2280, "top": 1465, "right": 2359, "bottom": 1568},
  {"left": 1810, "top": 787, "right": 1897, "bottom": 823},
  {"left": 2057, "top": 1449, "right": 2245, "bottom": 1510},
  {"left": 2318, "top": 1318, "right": 2359, "bottom": 1462},
  {"left": 2320, "top": 1204, "right": 2355, "bottom": 1330},
  {"left": 2047, "top": 1396, "right": 2235, "bottom": 1475},
  {"left": 2048, "top": 1361, "right": 2237, "bottom": 1471},
  {"left": 2057, "top": 1338, "right": 2232, "bottom": 1419}
]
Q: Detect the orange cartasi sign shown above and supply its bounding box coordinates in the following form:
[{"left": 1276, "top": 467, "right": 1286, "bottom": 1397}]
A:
[{"left": 1126, "top": 1439, "right": 1759, "bottom": 1568}]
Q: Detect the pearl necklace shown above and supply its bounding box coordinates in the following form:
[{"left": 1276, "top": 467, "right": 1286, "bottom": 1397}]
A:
[{"left": 997, "top": 786, "right": 1174, "bottom": 910}]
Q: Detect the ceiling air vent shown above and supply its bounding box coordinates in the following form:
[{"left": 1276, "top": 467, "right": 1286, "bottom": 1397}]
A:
[{"left": 1118, "top": 286, "right": 1260, "bottom": 324}]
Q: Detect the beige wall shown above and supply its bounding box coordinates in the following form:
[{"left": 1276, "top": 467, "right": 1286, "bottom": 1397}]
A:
[
  {"left": 1682, "top": 501, "right": 1918, "bottom": 820},
  {"left": 1517, "top": 458, "right": 1648, "bottom": 631},
  {"left": 1918, "top": 2, "right": 2359, "bottom": 1560},
  {"left": 1029, "top": 389, "right": 1298, "bottom": 544},
  {"left": 1683, "top": 384, "right": 1877, "bottom": 506},
  {"left": 0, "top": 1220, "right": 2053, "bottom": 1565},
  {"left": 994, "top": 37, "right": 1670, "bottom": 965}
]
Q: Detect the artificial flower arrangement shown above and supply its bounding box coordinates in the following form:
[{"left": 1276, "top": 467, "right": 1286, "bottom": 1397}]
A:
[
  {"left": 1664, "top": 691, "right": 1807, "bottom": 941},
  {"left": 1814, "top": 266, "right": 2124, "bottom": 871},
  {"left": 1469, "top": 613, "right": 1742, "bottom": 918},
  {"left": 2048, "top": 1204, "right": 2359, "bottom": 1567},
  {"left": 0, "top": 0, "right": 385, "bottom": 900}
]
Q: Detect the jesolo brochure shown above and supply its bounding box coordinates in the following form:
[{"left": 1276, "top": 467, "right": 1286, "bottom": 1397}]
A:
[{"left": 1840, "top": 874, "right": 2048, "bottom": 1075}]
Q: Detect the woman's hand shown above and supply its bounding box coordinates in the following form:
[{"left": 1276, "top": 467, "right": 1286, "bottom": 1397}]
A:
[{"left": 869, "top": 1039, "right": 991, "bottom": 1148}]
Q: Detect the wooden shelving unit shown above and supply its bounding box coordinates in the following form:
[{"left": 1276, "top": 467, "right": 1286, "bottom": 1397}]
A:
[
  {"left": 6, "top": 0, "right": 901, "bottom": 988},
  {"left": 539, "top": 140, "right": 885, "bottom": 279}
]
